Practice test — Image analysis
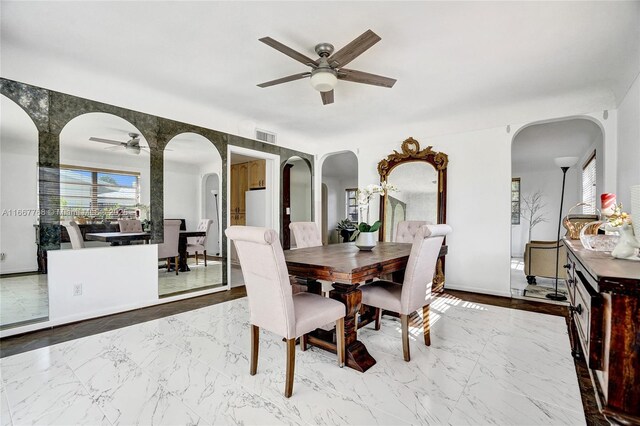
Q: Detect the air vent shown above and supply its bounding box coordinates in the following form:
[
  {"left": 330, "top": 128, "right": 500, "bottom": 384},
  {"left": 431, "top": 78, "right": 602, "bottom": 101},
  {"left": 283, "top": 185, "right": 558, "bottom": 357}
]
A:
[{"left": 256, "top": 129, "right": 277, "bottom": 145}]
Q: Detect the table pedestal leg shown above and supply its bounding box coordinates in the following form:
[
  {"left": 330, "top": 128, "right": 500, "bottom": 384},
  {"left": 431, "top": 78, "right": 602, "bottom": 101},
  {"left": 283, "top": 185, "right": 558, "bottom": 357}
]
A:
[{"left": 330, "top": 283, "right": 376, "bottom": 372}]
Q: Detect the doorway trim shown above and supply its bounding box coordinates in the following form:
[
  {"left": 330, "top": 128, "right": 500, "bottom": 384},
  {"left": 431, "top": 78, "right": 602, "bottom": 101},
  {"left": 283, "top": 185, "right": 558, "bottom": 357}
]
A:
[{"left": 226, "top": 145, "right": 281, "bottom": 287}]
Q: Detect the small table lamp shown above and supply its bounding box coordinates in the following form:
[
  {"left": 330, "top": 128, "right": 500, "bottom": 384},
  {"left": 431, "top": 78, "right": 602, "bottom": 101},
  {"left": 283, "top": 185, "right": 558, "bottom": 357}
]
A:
[{"left": 547, "top": 156, "right": 579, "bottom": 301}]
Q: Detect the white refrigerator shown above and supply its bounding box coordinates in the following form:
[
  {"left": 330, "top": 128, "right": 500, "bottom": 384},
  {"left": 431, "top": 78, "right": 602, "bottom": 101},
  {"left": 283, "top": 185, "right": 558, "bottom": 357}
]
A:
[{"left": 245, "top": 189, "right": 271, "bottom": 227}]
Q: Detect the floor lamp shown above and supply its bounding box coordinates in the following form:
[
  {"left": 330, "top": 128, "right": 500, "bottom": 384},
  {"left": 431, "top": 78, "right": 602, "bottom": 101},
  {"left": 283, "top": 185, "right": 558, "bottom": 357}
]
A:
[{"left": 546, "top": 156, "right": 578, "bottom": 301}]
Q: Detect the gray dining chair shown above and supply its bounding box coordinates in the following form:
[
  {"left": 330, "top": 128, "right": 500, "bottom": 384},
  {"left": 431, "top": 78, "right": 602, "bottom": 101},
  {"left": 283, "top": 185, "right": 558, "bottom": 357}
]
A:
[
  {"left": 289, "top": 222, "right": 322, "bottom": 249},
  {"left": 63, "top": 221, "right": 85, "bottom": 249},
  {"left": 225, "top": 226, "right": 346, "bottom": 398},
  {"left": 158, "top": 219, "right": 181, "bottom": 275},
  {"left": 361, "top": 224, "right": 452, "bottom": 361},
  {"left": 394, "top": 220, "right": 432, "bottom": 243},
  {"left": 187, "top": 219, "right": 213, "bottom": 266},
  {"left": 118, "top": 219, "right": 143, "bottom": 233},
  {"left": 289, "top": 221, "right": 333, "bottom": 295}
]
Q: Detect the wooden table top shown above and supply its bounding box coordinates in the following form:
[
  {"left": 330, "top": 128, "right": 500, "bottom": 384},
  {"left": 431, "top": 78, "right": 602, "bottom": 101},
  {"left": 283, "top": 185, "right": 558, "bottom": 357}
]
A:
[
  {"left": 284, "top": 242, "right": 447, "bottom": 284},
  {"left": 564, "top": 239, "right": 640, "bottom": 286}
]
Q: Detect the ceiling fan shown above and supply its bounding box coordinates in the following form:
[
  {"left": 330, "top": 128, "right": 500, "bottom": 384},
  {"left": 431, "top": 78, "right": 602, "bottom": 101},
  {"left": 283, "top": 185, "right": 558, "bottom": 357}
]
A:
[
  {"left": 89, "top": 132, "right": 147, "bottom": 155},
  {"left": 257, "top": 29, "right": 396, "bottom": 105}
]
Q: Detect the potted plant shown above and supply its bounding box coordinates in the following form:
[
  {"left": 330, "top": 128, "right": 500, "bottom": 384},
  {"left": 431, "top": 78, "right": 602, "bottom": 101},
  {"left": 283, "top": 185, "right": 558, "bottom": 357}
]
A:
[
  {"left": 350, "top": 183, "right": 397, "bottom": 250},
  {"left": 336, "top": 218, "right": 357, "bottom": 243}
]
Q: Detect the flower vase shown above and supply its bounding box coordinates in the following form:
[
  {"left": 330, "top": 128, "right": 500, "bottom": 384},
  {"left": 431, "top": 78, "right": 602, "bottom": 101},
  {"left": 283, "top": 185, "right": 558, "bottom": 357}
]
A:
[{"left": 355, "top": 232, "right": 377, "bottom": 251}]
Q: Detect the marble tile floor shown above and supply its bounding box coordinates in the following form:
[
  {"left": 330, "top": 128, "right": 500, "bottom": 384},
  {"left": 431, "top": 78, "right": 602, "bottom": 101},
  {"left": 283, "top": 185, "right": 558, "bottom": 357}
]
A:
[
  {"left": 510, "top": 257, "right": 568, "bottom": 306},
  {"left": 158, "top": 261, "right": 224, "bottom": 297},
  {"left": 0, "top": 292, "right": 585, "bottom": 425},
  {"left": 0, "top": 274, "right": 48, "bottom": 329}
]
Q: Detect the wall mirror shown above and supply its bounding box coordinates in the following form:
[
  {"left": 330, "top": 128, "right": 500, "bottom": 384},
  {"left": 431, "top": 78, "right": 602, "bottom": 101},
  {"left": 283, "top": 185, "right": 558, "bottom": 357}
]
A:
[{"left": 378, "top": 137, "right": 448, "bottom": 242}]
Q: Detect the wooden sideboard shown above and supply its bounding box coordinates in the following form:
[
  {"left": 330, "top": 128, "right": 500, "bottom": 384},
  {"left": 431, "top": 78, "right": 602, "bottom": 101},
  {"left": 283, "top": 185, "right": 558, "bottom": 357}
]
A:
[{"left": 564, "top": 239, "right": 640, "bottom": 424}]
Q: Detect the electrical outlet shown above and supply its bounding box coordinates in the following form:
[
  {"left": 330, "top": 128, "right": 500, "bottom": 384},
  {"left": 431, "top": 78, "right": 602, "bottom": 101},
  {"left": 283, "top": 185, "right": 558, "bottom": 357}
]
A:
[
  {"left": 0, "top": 253, "right": 5, "bottom": 261},
  {"left": 73, "top": 283, "right": 83, "bottom": 296}
]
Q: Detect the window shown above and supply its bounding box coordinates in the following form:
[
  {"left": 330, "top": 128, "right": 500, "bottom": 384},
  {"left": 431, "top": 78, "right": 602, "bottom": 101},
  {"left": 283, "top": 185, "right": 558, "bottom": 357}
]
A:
[
  {"left": 582, "top": 152, "right": 596, "bottom": 214},
  {"left": 59, "top": 165, "right": 140, "bottom": 219},
  {"left": 345, "top": 188, "right": 358, "bottom": 222},
  {"left": 511, "top": 178, "right": 520, "bottom": 225}
]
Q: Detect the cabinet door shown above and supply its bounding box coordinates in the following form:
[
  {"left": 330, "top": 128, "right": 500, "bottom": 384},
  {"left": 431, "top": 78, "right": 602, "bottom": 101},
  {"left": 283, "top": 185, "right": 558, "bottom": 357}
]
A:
[
  {"left": 257, "top": 159, "right": 266, "bottom": 187},
  {"left": 249, "top": 161, "right": 260, "bottom": 189},
  {"left": 230, "top": 164, "right": 239, "bottom": 214},
  {"left": 238, "top": 163, "right": 248, "bottom": 212},
  {"left": 248, "top": 160, "right": 266, "bottom": 189}
]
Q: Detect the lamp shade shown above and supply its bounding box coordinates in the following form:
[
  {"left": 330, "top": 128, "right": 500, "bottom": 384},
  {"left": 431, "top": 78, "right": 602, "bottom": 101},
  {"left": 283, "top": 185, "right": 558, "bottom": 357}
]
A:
[
  {"left": 554, "top": 156, "right": 578, "bottom": 168},
  {"left": 310, "top": 70, "right": 337, "bottom": 92}
]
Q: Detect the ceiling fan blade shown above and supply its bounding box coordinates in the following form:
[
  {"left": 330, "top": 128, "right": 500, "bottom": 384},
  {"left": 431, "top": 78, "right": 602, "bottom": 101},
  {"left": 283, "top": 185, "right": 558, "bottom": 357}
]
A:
[
  {"left": 258, "top": 72, "right": 310, "bottom": 88},
  {"left": 104, "top": 145, "right": 123, "bottom": 151},
  {"left": 259, "top": 37, "right": 318, "bottom": 67},
  {"left": 328, "top": 30, "right": 381, "bottom": 68},
  {"left": 89, "top": 137, "right": 124, "bottom": 146},
  {"left": 338, "top": 68, "right": 396, "bottom": 88},
  {"left": 320, "top": 90, "right": 334, "bottom": 105}
]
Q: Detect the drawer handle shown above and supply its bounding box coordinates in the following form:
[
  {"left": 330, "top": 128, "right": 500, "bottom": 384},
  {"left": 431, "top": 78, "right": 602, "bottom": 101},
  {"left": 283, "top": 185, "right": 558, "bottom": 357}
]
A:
[
  {"left": 570, "top": 304, "right": 583, "bottom": 315},
  {"left": 567, "top": 278, "right": 574, "bottom": 285},
  {"left": 563, "top": 264, "right": 571, "bottom": 269}
]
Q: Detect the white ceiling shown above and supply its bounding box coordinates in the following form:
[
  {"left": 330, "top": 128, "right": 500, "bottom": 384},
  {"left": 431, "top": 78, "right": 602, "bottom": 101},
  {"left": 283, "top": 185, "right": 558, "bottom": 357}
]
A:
[
  {"left": 1, "top": 1, "right": 639, "bottom": 143},
  {"left": 511, "top": 118, "right": 602, "bottom": 172}
]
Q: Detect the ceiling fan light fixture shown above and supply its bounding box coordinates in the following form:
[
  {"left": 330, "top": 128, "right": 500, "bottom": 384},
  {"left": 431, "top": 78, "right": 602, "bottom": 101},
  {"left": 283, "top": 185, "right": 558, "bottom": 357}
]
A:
[{"left": 310, "top": 69, "right": 337, "bottom": 92}]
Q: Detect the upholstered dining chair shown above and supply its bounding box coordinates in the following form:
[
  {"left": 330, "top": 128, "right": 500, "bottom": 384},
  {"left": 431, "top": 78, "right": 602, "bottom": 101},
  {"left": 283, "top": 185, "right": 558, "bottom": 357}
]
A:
[
  {"left": 118, "top": 219, "right": 143, "bottom": 233},
  {"left": 361, "top": 224, "right": 452, "bottom": 361},
  {"left": 225, "top": 226, "right": 346, "bottom": 398},
  {"left": 288, "top": 222, "right": 332, "bottom": 295},
  {"left": 289, "top": 222, "right": 322, "bottom": 249},
  {"left": 394, "top": 220, "right": 432, "bottom": 243},
  {"left": 158, "top": 219, "right": 181, "bottom": 275},
  {"left": 63, "top": 221, "right": 85, "bottom": 249},
  {"left": 187, "top": 219, "right": 213, "bottom": 266}
]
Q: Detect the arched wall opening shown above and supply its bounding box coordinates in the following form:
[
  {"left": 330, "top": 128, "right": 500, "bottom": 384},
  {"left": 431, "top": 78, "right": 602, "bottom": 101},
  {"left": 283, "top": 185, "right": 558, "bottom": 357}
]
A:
[
  {"left": 510, "top": 117, "right": 604, "bottom": 300},
  {"left": 320, "top": 151, "right": 358, "bottom": 244},
  {"left": 162, "top": 132, "right": 223, "bottom": 296}
]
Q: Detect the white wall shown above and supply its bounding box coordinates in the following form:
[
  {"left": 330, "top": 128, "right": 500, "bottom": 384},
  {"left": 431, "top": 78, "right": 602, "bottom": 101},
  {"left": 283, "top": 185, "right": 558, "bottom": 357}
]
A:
[
  {"left": 616, "top": 74, "right": 640, "bottom": 208},
  {"left": 288, "top": 159, "right": 312, "bottom": 223},
  {"left": 313, "top": 111, "right": 615, "bottom": 297},
  {"left": 510, "top": 167, "right": 579, "bottom": 257},
  {"left": 48, "top": 244, "right": 158, "bottom": 324},
  {"left": 163, "top": 160, "right": 200, "bottom": 229},
  {"left": 0, "top": 96, "right": 39, "bottom": 273},
  {"left": 0, "top": 145, "right": 39, "bottom": 273}
]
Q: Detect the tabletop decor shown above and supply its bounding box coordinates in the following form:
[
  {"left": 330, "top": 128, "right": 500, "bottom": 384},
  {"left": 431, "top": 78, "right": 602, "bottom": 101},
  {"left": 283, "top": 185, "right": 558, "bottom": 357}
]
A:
[{"left": 351, "top": 183, "right": 397, "bottom": 250}]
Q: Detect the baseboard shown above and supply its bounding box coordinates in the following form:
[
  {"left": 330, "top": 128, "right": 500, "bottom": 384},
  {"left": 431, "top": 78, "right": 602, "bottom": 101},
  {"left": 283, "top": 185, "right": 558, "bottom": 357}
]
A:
[
  {"left": 445, "top": 283, "right": 512, "bottom": 298},
  {"left": 0, "top": 269, "right": 40, "bottom": 277}
]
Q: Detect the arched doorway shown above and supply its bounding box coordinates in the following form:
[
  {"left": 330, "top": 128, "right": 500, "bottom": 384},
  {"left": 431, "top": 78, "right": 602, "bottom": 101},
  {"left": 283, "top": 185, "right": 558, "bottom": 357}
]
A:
[
  {"left": 321, "top": 151, "right": 358, "bottom": 244},
  {"left": 510, "top": 118, "right": 604, "bottom": 302},
  {"left": 162, "top": 132, "right": 223, "bottom": 296},
  {"left": 282, "top": 156, "right": 312, "bottom": 249},
  {"left": 0, "top": 94, "right": 43, "bottom": 329}
]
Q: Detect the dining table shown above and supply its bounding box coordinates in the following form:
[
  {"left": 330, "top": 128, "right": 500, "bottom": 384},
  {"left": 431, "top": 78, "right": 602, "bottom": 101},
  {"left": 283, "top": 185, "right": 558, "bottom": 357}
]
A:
[
  {"left": 284, "top": 241, "right": 448, "bottom": 372},
  {"left": 85, "top": 231, "right": 151, "bottom": 245}
]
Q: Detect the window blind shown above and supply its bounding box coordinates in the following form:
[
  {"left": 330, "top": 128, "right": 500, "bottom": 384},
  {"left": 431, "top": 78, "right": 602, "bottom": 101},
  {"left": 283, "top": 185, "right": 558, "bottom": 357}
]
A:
[
  {"left": 58, "top": 165, "right": 140, "bottom": 219},
  {"left": 582, "top": 153, "right": 596, "bottom": 214}
]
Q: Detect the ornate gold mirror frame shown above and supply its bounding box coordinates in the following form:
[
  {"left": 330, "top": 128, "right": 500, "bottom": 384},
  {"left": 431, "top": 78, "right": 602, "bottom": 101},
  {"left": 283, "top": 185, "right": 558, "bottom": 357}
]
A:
[
  {"left": 378, "top": 137, "right": 448, "bottom": 235},
  {"left": 377, "top": 137, "right": 449, "bottom": 290}
]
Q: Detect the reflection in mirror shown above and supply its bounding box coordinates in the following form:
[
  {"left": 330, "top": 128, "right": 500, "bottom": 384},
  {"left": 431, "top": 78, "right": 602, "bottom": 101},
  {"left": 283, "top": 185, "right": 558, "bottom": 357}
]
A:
[
  {"left": 283, "top": 156, "right": 312, "bottom": 249},
  {"left": 59, "top": 113, "right": 150, "bottom": 250},
  {"left": 162, "top": 133, "right": 223, "bottom": 297},
  {"left": 384, "top": 162, "right": 438, "bottom": 241},
  {"left": 0, "top": 95, "right": 48, "bottom": 329},
  {"left": 321, "top": 151, "right": 358, "bottom": 244}
]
